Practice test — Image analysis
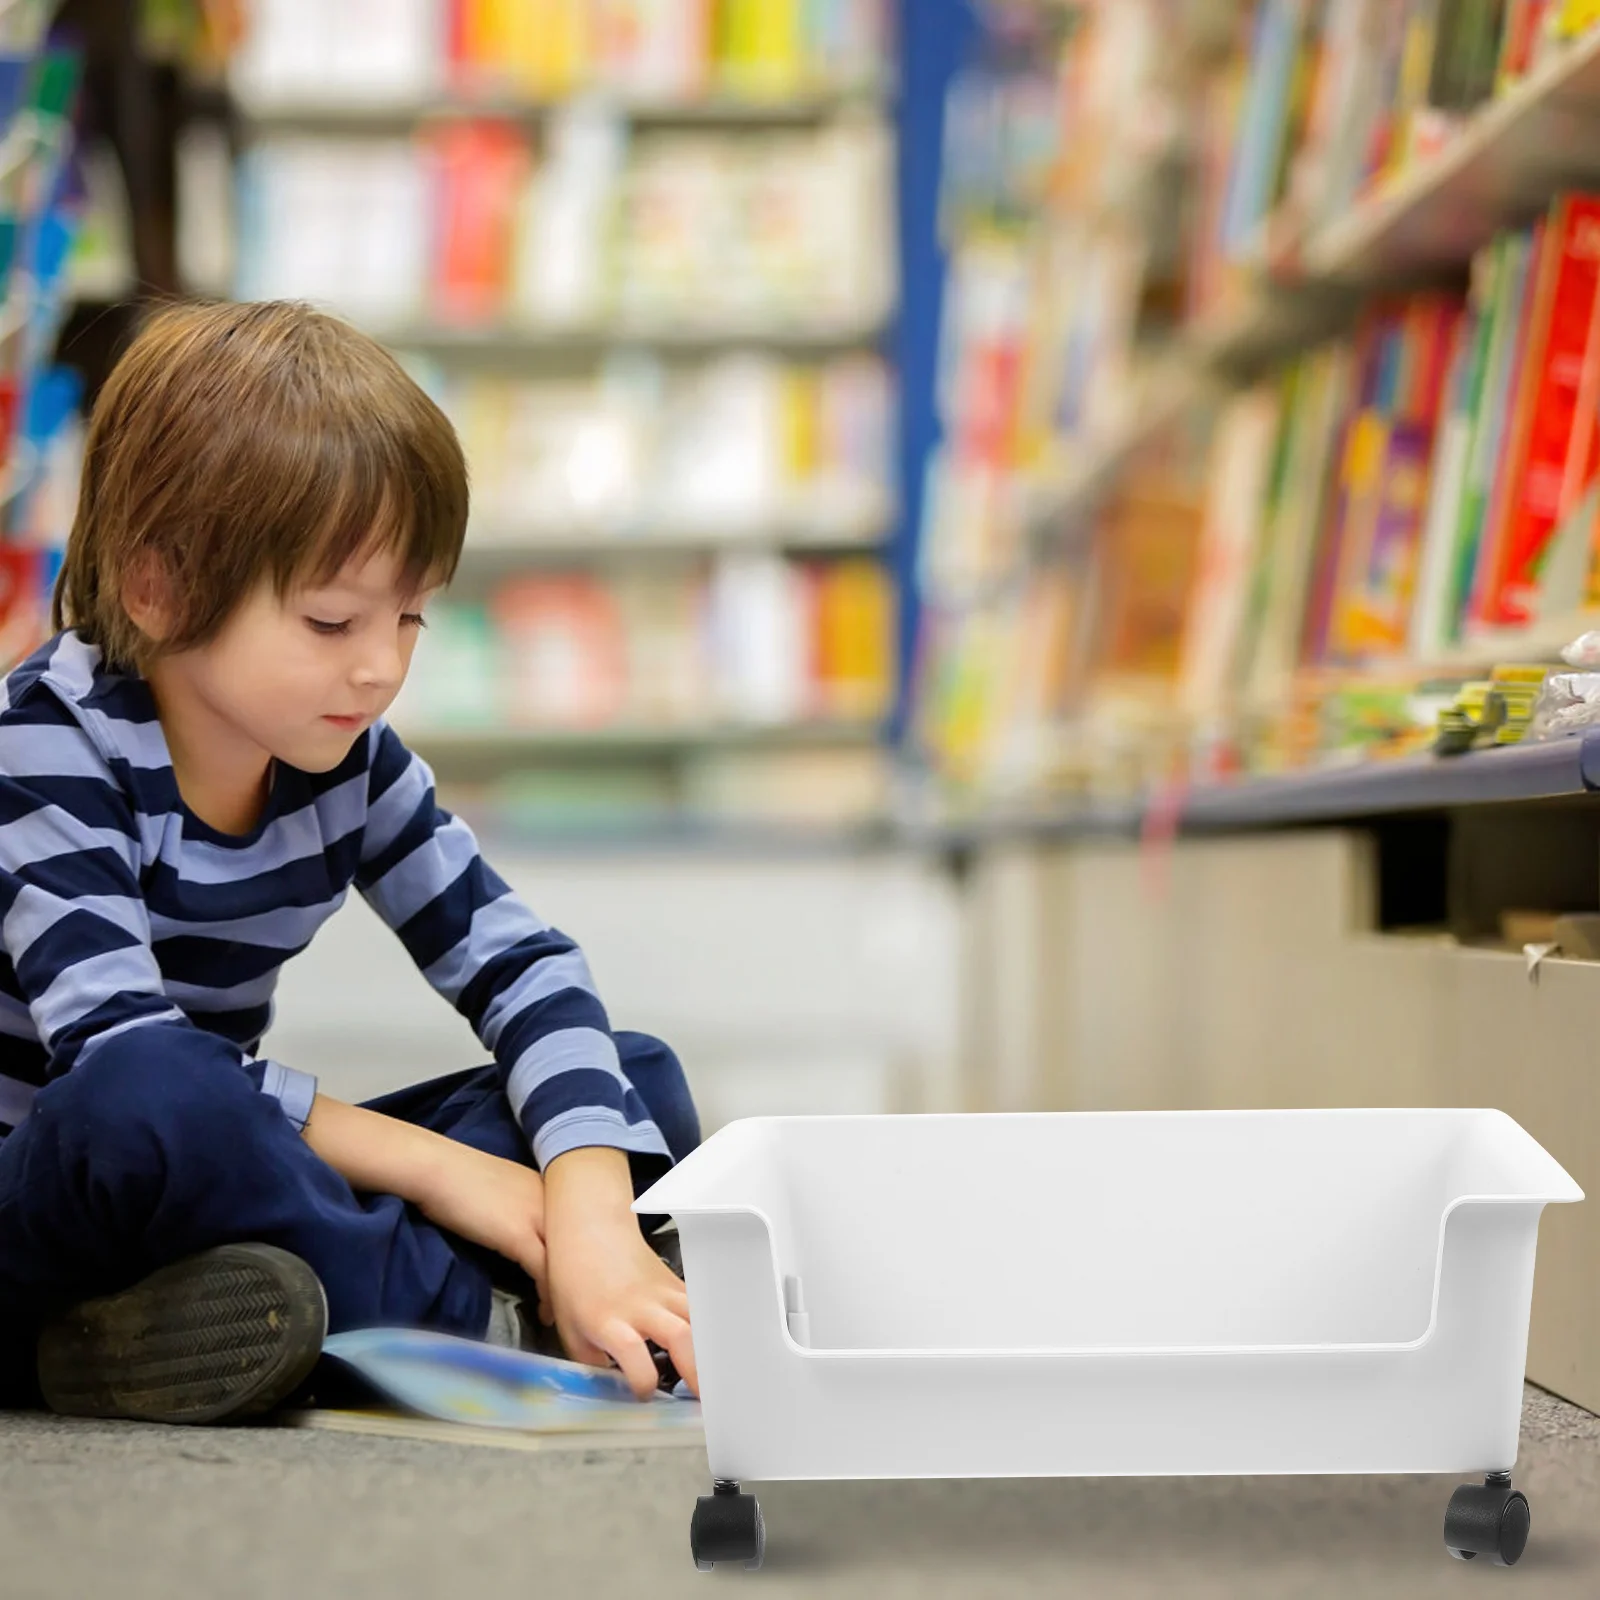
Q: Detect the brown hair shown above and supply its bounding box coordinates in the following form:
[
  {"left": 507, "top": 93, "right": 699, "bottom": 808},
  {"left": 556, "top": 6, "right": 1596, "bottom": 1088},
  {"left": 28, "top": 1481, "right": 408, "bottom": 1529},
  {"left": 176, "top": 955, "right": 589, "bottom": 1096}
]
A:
[{"left": 53, "top": 299, "right": 468, "bottom": 673}]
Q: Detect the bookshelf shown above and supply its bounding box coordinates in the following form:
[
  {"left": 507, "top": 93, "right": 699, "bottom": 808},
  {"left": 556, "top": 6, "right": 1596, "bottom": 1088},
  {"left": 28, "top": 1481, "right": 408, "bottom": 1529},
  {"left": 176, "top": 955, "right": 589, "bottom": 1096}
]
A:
[
  {"left": 942, "top": 730, "right": 1600, "bottom": 846},
  {"left": 405, "top": 717, "right": 883, "bottom": 760},
  {"left": 239, "top": 85, "right": 892, "bottom": 135},
  {"left": 907, "top": 5, "right": 1600, "bottom": 1423},
  {"left": 376, "top": 319, "right": 890, "bottom": 358},
  {"left": 1298, "top": 18, "right": 1600, "bottom": 287},
  {"left": 914, "top": 3, "right": 1600, "bottom": 822},
  {"left": 455, "top": 523, "right": 889, "bottom": 565},
  {"left": 1179, "top": 730, "right": 1600, "bottom": 827},
  {"left": 1189, "top": 17, "right": 1600, "bottom": 376},
  {"left": 1032, "top": 19, "right": 1600, "bottom": 545},
  {"left": 222, "top": 0, "right": 904, "bottom": 839}
]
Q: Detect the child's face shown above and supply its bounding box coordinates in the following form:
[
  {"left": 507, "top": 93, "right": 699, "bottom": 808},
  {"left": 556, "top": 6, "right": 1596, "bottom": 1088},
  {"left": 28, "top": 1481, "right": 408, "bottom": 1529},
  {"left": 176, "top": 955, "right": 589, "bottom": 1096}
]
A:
[{"left": 166, "top": 543, "right": 439, "bottom": 775}]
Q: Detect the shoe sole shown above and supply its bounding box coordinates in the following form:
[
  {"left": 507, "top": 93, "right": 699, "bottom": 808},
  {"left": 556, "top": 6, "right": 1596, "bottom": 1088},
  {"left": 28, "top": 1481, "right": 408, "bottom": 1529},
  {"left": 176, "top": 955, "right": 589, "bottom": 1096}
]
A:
[{"left": 37, "top": 1243, "right": 328, "bottom": 1425}]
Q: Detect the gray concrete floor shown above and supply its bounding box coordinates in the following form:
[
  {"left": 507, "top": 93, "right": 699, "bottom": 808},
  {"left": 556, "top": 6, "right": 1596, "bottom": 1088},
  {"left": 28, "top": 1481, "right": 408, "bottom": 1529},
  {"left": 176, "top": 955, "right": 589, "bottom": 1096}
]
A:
[{"left": 3, "top": 1383, "right": 1598, "bottom": 1599}]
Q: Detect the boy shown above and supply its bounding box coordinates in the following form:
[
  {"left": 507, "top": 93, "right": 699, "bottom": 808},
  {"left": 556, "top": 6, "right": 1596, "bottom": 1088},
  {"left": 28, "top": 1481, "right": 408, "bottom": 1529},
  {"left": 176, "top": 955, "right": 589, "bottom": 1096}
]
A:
[{"left": 0, "top": 299, "right": 699, "bottom": 1423}]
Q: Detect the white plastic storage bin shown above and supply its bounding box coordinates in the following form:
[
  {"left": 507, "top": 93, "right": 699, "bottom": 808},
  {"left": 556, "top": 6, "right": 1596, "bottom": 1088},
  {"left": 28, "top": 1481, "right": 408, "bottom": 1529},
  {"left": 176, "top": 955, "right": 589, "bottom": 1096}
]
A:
[{"left": 635, "top": 1108, "right": 1582, "bottom": 1571}]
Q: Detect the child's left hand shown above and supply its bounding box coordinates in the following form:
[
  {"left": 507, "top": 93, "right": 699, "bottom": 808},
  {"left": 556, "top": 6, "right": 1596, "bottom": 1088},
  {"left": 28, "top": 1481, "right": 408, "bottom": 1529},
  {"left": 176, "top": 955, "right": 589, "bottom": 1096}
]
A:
[{"left": 541, "top": 1146, "right": 697, "bottom": 1400}]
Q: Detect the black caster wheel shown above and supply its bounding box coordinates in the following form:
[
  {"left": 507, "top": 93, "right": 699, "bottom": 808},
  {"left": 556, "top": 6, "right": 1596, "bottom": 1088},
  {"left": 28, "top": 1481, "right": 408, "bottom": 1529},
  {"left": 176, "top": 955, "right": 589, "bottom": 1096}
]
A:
[
  {"left": 1444, "top": 1472, "right": 1530, "bottom": 1566},
  {"left": 690, "top": 1480, "right": 765, "bottom": 1572}
]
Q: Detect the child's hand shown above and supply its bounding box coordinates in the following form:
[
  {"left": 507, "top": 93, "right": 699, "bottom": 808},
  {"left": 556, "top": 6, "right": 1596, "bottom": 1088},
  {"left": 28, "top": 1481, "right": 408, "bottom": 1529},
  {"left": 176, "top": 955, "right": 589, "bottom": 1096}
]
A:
[
  {"left": 416, "top": 1141, "right": 547, "bottom": 1293},
  {"left": 542, "top": 1147, "right": 697, "bottom": 1400}
]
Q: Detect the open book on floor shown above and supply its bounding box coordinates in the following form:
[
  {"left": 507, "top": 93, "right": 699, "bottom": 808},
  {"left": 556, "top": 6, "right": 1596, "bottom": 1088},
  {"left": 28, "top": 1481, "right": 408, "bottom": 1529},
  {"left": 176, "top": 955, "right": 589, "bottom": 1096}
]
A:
[{"left": 311, "top": 1328, "right": 703, "bottom": 1435}]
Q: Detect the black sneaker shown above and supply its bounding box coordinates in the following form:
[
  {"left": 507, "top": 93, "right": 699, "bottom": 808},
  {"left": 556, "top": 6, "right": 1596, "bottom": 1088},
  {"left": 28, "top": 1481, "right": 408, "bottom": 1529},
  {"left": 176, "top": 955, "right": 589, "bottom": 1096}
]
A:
[{"left": 36, "top": 1243, "right": 327, "bottom": 1425}]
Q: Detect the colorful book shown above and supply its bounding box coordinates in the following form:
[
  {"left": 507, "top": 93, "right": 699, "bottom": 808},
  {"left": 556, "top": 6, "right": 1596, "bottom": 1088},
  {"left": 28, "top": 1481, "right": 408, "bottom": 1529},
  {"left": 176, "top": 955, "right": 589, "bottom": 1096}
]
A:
[
  {"left": 1243, "top": 343, "right": 1353, "bottom": 697},
  {"left": 1428, "top": 0, "right": 1510, "bottom": 110},
  {"left": 1179, "top": 385, "right": 1283, "bottom": 719},
  {"left": 1498, "top": 0, "right": 1554, "bottom": 83},
  {"left": 1410, "top": 299, "right": 1487, "bottom": 656},
  {"left": 1093, "top": 486, "right": 1206, "bottom": 681},
  {"left": 1475, "top": 196, "right": 1600, "bottom": 624},
  {"left": 1335, "top": 296, "right": 1462, "bottom": 655},
  {"left": 319, "top": 1328, "right": 701, "bottom": 1431},
  {"left": 0, "top": 543, "right": 47, "bottom": 667},
  {"left": 1220, "top": 0, "right": 1309, "bottom": 260},
  {"left": 1456, "top": 226, "right": 1536, "bottom": 624},
  {"left": 1289, "top": 0, "right": 1365, "bottom": 227},
  {"left": 491, "top": 573, "right": 630, "bottom": 727},
  {"left": 1389, "top": 0, "right": 1445, "bottom": 171},
  {"left": 428, "top": 120, "right": 529, "bottom": 326},
  {"left": 1550, "top": 0, "right": 1600, "bottom": 37},
  {"left": 718, "top": 0, "right": 806, "bottom": 95},
  {"left": 1303, "top": 309, "right": 1388, "bottom": 661},
  {"left": 1358, "top": 8, "right": 1412, "bottom": 188},
  {"left": 813, "top": 557, "right": 894, "bottom": 720},
  {"left": 1267, "top": 0, "right": 1324, "bottom": 221}
]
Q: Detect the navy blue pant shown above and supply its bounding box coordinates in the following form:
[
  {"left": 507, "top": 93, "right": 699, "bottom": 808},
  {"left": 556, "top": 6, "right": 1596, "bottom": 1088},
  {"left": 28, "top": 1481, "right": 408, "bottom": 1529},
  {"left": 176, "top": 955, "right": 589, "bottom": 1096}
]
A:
[{"left": 0, "top": 1030, "right": 699, "bottom": 1402}]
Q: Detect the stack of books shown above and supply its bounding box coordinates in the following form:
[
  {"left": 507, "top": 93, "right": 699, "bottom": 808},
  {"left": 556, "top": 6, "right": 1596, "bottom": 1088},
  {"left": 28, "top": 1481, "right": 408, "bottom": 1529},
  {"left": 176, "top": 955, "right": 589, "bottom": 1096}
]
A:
[
  {"left": 449, "top": 0, "right": 888, "bottom": 101},
  {"left": 433, "top": 350, "right": 892, "bottom": 542},
  {"left": 232, "top": 0, "right": 889, "bottom": 111},
  {"left": 235, "top": 111, "right": 894, "bottom": 336},
  {"left": 388, "top": 553, "right": 896, "bottom": 735}
]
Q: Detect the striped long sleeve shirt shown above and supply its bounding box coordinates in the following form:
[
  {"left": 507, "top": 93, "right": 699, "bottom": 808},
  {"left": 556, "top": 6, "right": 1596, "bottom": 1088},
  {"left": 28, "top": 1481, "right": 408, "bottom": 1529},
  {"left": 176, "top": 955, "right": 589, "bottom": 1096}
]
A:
[{"left": 0, "top": 630, "right": 669, "bottom": 1173}]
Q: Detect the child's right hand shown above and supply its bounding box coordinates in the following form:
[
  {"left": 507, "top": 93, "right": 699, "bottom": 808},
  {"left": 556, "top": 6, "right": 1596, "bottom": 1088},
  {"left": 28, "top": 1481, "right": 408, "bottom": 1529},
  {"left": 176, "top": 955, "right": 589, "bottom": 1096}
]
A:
[{"left": 417, "top": 1141, "right": 548, "bottom": 1297}]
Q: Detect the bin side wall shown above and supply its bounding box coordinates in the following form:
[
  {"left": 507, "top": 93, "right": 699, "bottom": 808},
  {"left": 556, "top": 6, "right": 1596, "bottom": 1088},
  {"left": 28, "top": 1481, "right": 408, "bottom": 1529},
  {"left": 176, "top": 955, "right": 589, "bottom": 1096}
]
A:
[{"left": 677, "top": 1199, "right": 1528, "bottom": 1481}]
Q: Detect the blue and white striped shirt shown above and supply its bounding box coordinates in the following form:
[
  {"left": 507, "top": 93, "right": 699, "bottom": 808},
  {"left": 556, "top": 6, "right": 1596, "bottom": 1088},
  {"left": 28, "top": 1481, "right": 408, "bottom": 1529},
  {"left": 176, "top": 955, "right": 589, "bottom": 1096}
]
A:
[{"left": 0, "top": 630, "right": 669, "bottom": 1171}]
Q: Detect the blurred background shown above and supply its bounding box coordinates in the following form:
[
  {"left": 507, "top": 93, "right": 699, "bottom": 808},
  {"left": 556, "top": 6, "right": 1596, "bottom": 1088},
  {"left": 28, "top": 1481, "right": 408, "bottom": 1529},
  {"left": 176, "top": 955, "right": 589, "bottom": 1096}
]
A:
[{"left": 1, "top": 0, "right": 1599, "bottom": 1409}]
